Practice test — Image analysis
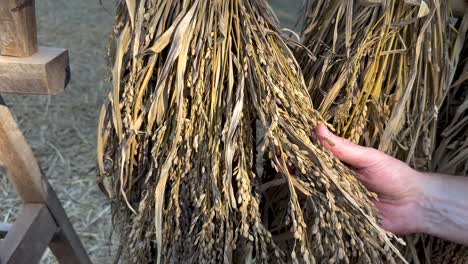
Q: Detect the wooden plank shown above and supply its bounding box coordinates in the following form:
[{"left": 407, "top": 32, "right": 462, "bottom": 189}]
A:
[
  {"left": 0, "top": 204, "right": 58, "bottom": 264},
  {"left": 0, "top": 47, "right": 69, "bottom": 94},
  {"left": 0, "top": 0, "right": 37, "bottom": 57},
  {"left": 0, "top": 97, "right": 48, "bottom": 202},
  {"left": 0, "top": 223, "right": 12, "bottom": 238},
  {"left": 47, "top": 184, "right": 93, "bottom": 264}
]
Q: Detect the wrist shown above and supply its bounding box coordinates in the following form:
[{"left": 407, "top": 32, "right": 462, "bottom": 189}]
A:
[
  {"left": 411, "top": 171, "right": 441, "bottom": 235},
  {"left": 412, "top": 172, "right": 468, "bottom": 245}
]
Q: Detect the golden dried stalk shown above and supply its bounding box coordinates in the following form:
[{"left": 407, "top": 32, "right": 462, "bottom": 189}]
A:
[
  {"left": 297, "top": 1, "right": 468, "bottom": 263},
  {"left": 97, "top": 0, "right": 406, "bottom": 263},
  {"left": 297, "top": 0, "right": 467, "bottom": 170},
  {"left": 429, "top": 44, "right": 468, "bottom": 264},
  {"left": 434, "top": 49, "right": 468, "bottom": 175}
]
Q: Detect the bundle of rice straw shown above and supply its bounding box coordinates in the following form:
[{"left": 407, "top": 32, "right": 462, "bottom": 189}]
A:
[
  {"left": 434, "top": 43, "right": 468, "bottom": 175},
  {"left": 296, "top": 0, "right": 466, "bottom": 170},
  {"left": 296, "top": 0, "right": 467, "bottom": 263},
  {"left": 428, "top": 42, "right": 468, "bottom": 264},
  {"left": 97, "top": 0, "right": 407, "bottom": 263}
]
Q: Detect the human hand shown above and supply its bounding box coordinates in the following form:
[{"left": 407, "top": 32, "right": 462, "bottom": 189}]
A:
[{"left": 314, "top": 125, "right": 428, "bottom": 235}]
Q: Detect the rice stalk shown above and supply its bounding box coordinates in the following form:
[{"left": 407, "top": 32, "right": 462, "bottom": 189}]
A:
[
  {"left": 428, "top": 39, "right": 468, "bottom": 264},
  {"left": 97, "top": 0, "right": 406, "bottom": 263},
  {"left": 297, "top": 0, "right": 466, "bottom": 170},
  {"left": 434, "top": 43, "right": 468, "bottom": 175},
  {"left": 297, "top": 1, "right": 467, "bottom": 263}
]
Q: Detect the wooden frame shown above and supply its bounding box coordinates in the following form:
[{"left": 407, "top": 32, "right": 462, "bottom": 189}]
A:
[
  {"left": 0, "top": 204, "right": 58, "bottom": 264},
  {"left": 0, "top": 0, "right": 92, "bottom": 263},
  {"left": 0, "top": 0, "right": 37, "bottom": 57},
  {"left": 0, "top": 47, "right": 70, "bottom": 94}
]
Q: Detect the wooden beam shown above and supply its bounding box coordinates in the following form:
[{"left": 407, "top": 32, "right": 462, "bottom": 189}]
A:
[
  {"left": 0, "top": 98, "right": 48, "bottom": 202},
  {"left": 0, "top": 47, "right": 69, "bottom": 94},
  {"left": 47, "top": 185, "right": 93, "bottom": 264},
  {"left": 0, "top": 98, "right": 91, "bottom": 263},
  {"left": 0, "top": 204, "right": 58, "bottom": 264},
  {"left": 0, "top": 0, "right": 37, "bottom": 57}
]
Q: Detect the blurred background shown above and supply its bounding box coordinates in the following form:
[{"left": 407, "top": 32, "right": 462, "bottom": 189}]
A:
[{"left": 0, "top": 0, "right": 304, "bottom": 263}]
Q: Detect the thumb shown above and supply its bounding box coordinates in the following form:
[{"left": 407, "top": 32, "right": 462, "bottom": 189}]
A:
[{"left": 314, "top": 124, "right": 383, "bottom": 169}]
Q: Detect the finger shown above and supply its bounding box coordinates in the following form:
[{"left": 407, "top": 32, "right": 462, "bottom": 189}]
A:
[{"left": 314, "top": 124, "right": 383, "bottom": 169}]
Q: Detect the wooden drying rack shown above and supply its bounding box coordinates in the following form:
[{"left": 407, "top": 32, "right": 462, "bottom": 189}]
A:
[{"left": 0, "top": 0, "right": 92, "bottom": 263}]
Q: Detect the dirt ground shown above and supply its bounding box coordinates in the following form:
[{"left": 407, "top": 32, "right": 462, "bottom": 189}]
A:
[{"left": 0, "top": 0, "right": 303, "bottom": 263}]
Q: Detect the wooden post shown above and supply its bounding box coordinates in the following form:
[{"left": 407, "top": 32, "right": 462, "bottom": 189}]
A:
[
  {"left": 0, "top": 99, "right": 48, "bottom": 203},
  {"left": 0, "top": 0, "right": 37, "bottom": 57}
]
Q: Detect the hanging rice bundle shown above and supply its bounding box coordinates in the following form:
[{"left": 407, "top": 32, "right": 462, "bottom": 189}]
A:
[
  {"left": 97, "top": 0, "right": 406, "bottom": 263},
  {"left": 427, "top": 42, "right": 468, "bottom": 264},
  {"left": 434, "top": 45, "right": 468, "bottom": 175},
  {"left": 296, "top": 0, "right": 467, "bottom": 170},
  {"left": 296, "top": 1, "right": 468, "bottom": 263}
]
